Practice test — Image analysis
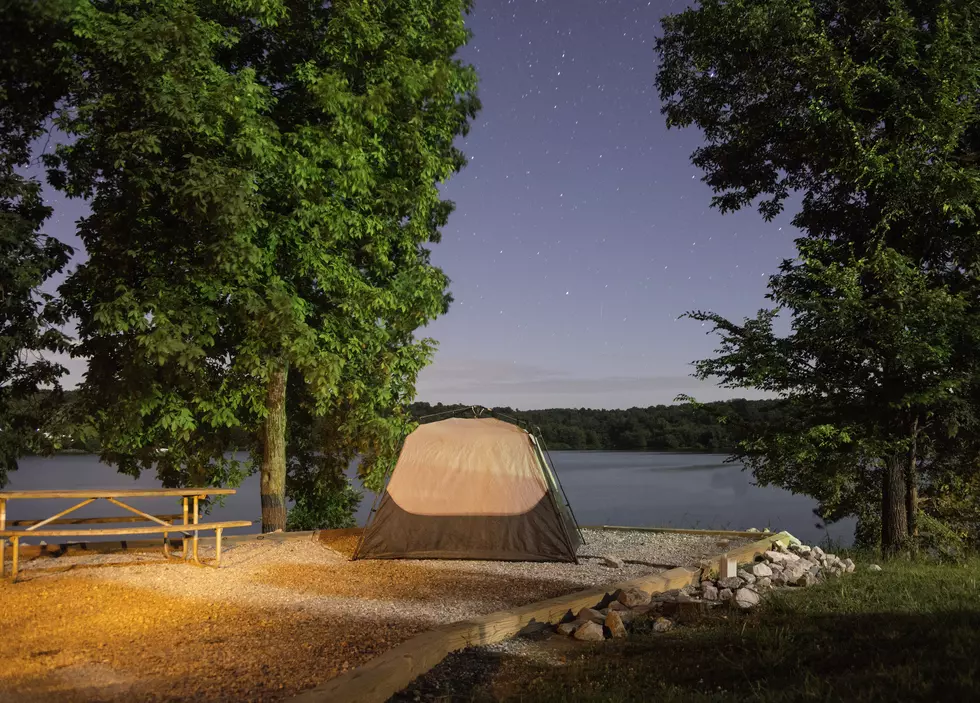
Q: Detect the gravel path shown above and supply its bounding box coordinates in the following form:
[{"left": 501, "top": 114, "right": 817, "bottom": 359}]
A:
[{"left": 1, "top": 529, "right": 747, "bottom": 702}]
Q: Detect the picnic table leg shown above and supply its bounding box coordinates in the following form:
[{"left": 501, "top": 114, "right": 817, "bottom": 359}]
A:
[
  {"left": 215, "top": 527, "right": 223, "bottom": 566},
  {"left": 192, "top": 495, "right": 200, "bottom": 564},
  {"left": 11, "top": 536, "right": 18, "bottom": 582},
  {"left": 182, "top": 497, "right": 189, "bottom": 561},
  {"left": 1, "top": 498, "right": 6, "bottom": 578}
]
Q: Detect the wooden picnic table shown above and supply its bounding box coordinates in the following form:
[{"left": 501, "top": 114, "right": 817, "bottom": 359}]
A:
[{"left": 0, "top": 487, "right": 250, "bottom": 580}]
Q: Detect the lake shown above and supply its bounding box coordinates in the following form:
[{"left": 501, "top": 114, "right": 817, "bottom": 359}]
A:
[{"left": 4, "top": 451, "right": 854, "bottom": 546}]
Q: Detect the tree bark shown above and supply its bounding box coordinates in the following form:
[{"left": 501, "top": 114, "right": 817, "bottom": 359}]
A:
[
  {"left": 881, "top": 454, "right": 908, "bottom": 553},
  {"left": 906, "top": 424, "right": 918, "bottom": 539},
  {"left": 260, "top": 362, "right": 288, "bottom": 533}
]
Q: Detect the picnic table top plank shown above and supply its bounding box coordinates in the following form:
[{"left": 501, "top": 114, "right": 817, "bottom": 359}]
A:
[
  {"left": 0, "top": 519, "right": 252, "bottom": 537},
  {"left": 0, "top": 488, "right": 237, "bottom": 499}
]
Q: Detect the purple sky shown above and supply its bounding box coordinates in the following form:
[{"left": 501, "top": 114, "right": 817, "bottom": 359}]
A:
[{"left": 40, "top": 0, "right": 797, "bottom": 410}]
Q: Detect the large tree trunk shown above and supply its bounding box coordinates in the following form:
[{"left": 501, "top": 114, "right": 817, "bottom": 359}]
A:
[
  {"left": 260, "top": 362, "right": 288, "bottom": 533},
  {"left": 881, "top": 454, "right": 908, "bottom": 553},
  {"left": 905, "top": 419, "right": 918, "bottom": 539}
]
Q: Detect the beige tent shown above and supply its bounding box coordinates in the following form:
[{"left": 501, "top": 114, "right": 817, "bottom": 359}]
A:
[{"left": 354, "top": 416, "right": 582, "bottom": 562}]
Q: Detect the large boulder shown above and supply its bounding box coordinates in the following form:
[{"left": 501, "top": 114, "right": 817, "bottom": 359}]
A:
[
  {"left": 557, "top": 622, "right": 578, "bottom": 636},
  {"left": 751, "top": 563, "right": 773, "bottom": 578},
  {"left": 617, "top": 587, "right": 651, "bottom": 608},
  {"left": 738, "top": 569, "right": 757, "bottom": 585},
  {"left": 605, "top": 610, "right": 628, "bottom": 639},
  {"left": 843, "top": 558, "right": 856, "bottom": 573},
  {"left": 652, "top": 617, "right": 674, "bottom": 633},
  {"left": 573, "top": 621, "right": 606, "bottom": 642},
  {"left": 719, "top": 588, "right": 734, "bottom": 601},
  {"left": 576, "top": 608, "right": 605, "bottom": 624},
  {"left": 735, "top": 588, "right": 761, "bottom": 608}
]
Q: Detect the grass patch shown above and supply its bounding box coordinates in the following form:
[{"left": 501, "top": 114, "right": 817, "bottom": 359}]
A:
[{"left": 432, "top": 555, "right": 980, "bottom": 702}]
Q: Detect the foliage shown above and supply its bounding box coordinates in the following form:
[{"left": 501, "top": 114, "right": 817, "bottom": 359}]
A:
[
  {"left": 0, "top": 0, "right": 74, "bottom": 485},
  {"left": 285, "top": 478, "right": 361, "bottom": 531},
  {"left": 45, "top": 0, "right": 478, "bottom": 529},
  {"left": 656, "top": 0, "right": 980, "bottom": 551},
  {"left": 407, "top": 399, "right": 787, "bottom": 453}
]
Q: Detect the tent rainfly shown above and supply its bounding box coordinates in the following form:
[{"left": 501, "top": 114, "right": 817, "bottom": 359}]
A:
[{"left": 354, "top": 417, "right": 582, "bottom": 562}]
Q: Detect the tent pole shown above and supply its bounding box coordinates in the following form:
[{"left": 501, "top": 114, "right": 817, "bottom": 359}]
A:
[
  {"left": 529, "top": 433, "right": 582, "bottom": 561},
  {"left": 536, "top": 429, "right": 586, "bottom": 546}
]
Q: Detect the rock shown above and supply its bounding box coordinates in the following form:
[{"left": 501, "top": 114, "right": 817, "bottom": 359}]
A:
[
  {"left": 812, "top": 546, "right": 826, "bottom": 559},
  {"left": 788, "top": 535, "right": 803, "bottom": 547},
  {"left": 632, "top": 604, "right": 658, "bottom": 616},
  {"left": 701, "top": 583, "right": 719, "bottom": 601},
  {"left": 809, "top": 565, "right": 822, "bottom": 578},
  {"left": 718, "top": 576, "right": 742, "bottom": 590},
  {"left": 676, "top": 592, "right": 695, "bottom": 603},
  {"left": 573, "top": 621, "right": 606, "bottom": 642},
  {"left": 608, "top": 600, "right": 630, "bottom": 612},
  {"left": 868, "top": 564, "right": 883, "bottom": 572},
  {"left": 782, "top": 562, "right": 809, "bottom": 584},
  {"left": 605, "top": 611, "right": 628, "bottom": 639},
  {"left": 796, "top": 572, "right": 818, "bottom": 587},
  {"left": 715, "top": 538, "right": 731, "bottom": 550},
  {"left": 775, "top": 541, "right": 789, "bottom": 553},
  {"left": 601, "top": 554, "right": 625, "bottom": 569},
  {"left": 652, "top": 617, "right": 674, "bottom": 633},
  {"left": 756, "top": 577, "right": 772, "bottom": 589},
  {"left": 793, "top": 545, "right": 812, "bottom": 556},
  {"left": 557, "top": 622, "right": 578, "bottom": 636},
  {"left": 746, "top": 527, "right": 760, "bottom": 533},
  {"left": 751, "top": 563, "right": 773, "bottom": 578},
  {"left": 719, "top": 588, "right": 734, "bottom": 601},
  {"left": 734, "top": 588, "right": 761, "bottom": 608},
  {"left": 576, "top": 608, "right": 605, "bottom": 624},
  {"left": 738, "top": 569, "right": 757, "bottom": 584},
  {"left": 843, "top": 558, "right": 856, "bottom": 573},
  {"left": 764, "top": 550, "right": 799, "bottom": 564},
  {"left": 617, "top": 587, "right": 651, "bottom": 608}
]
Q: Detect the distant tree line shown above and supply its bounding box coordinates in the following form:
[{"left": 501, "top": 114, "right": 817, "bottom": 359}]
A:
[{"left": 407, "top": 400, "right": 787, "bottom": 453}]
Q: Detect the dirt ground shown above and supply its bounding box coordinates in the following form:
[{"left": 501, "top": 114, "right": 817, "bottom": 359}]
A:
[{"left": 0, "top": 530, "right": 742, "bottom": 702}]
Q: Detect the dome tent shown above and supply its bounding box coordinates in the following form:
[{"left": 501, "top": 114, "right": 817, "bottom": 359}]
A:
[{"left": 353, "top": 408, "right": 582, "bottom": 562}]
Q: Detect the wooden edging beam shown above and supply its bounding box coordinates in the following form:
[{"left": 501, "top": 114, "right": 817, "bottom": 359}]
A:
[{"left": 289, "top": 530, "right": 792, "bottom": 703}]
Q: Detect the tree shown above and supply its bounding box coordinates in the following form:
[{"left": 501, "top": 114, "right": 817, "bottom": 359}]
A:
[
  {"left": 683, "top": 240, "right": 978, "bottom": 550},
  {"left": 656, "top": 0, "right": 980, "bottom": 551},
  {"left": 51, "top": 0, "right": 478, "bottom": 531},
  {"left": 0, "top": 0, "right": 74, "bottom": 485}
]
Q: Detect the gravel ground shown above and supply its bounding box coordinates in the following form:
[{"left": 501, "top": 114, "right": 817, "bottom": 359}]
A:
[{"left": 0, "top": 529, "right": 747, "bottom": 702}]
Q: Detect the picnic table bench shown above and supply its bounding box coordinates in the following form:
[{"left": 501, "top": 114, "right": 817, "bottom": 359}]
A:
[{"left": 0, "top": 488, "right": 252, "bottom": 581}]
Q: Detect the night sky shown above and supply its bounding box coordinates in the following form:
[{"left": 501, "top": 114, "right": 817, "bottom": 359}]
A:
[{"left": 40, "top": 0, "right": 797, "bottom": 410}]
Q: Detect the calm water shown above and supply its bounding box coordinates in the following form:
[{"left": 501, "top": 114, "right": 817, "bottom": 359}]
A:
[{"left": 5, "top": 451, "right": 854, "bottom": 545}]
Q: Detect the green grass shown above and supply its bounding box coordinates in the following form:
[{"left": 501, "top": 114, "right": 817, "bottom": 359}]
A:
[{"left": 460, "top": 555, "right": 980, "bottom": 702}]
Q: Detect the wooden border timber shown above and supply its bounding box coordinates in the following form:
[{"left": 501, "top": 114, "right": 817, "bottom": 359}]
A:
[
  {"left": 585, "top": 525, "right": 778, "bottom": 540},
  {"left": 289, "top": 530, "right": 792, "bottom": 703}
]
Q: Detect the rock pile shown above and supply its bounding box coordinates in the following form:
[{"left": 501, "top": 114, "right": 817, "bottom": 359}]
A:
[{"left": 552, "top": 538, "right": 860, "bottom": 642}]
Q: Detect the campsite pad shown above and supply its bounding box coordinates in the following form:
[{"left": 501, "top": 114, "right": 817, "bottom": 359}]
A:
[{"left": 0, "top": 529, "right": 749, "bottom": 702}]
